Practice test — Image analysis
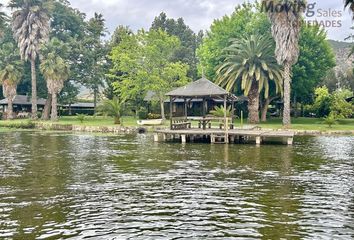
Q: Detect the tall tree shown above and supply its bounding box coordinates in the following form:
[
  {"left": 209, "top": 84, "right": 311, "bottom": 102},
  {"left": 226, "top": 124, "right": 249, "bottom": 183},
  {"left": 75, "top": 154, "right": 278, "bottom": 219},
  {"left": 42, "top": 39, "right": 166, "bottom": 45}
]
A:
[
  {"left": 0, "top": 43, "right": 23, "bottom": 120},
  {"left": 216, "top": 35, "right": 283, "bottom": 124},
  {"left": 80, "top": 12, "right": 108, "bottom": 111},
  {"left": 41, "top": 0, "right": 86, "bottom": 119},
  {"left": 105, "top": 25, "right": 133, "bottom": 99},
  {"left": 263, "top": 0, "right": 305, "bottom": 127},
  {"left": 9, "top": 0, "right": 52, "bottom": 119},
  {"left": 110, "top": 29, "right": 190, "bottom": 119},
  {"left": 40, "top": 38, "right": 70, "bottom": 121},
  {"left": 197, "top": 3, "right": 271, "bottom": 80},
  {"left": 110, "top": 25, "right": 133, "bottom": 47},
  {"left": 151, "top": 12, "right": 200, "bottom": 79},
  {"left": 292, "top": 24, "right": 336, "bottom": 107}
]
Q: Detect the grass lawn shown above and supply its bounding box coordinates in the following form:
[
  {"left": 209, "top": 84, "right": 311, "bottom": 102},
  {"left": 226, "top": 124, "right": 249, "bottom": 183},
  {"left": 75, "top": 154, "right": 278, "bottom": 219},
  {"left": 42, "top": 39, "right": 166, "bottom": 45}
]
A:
[
  {"left": 254, "top": 118, "right": 354, "bottom": 131},
  {"left": 0, "top": 116, "right": 353, "bottom": 131}
]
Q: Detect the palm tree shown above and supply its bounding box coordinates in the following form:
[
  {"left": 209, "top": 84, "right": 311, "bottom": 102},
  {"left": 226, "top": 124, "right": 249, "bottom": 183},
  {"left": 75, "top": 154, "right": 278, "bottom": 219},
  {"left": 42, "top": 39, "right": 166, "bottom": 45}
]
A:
[
  {"left": 345, "top": 0, "right": 354, "bottom": 18},
  {"left": 40, "top": 40, "right": 69, "bottom": 121},
  {"left": 216, "top": 35, "right": 283, "bottom": 124},
  {"left": 9, "top": 0, "right": 52, "bottom": 119},
  {"left": 0, "top": 43, "right": 23, "bottom": 120},
  {"left": 97, "top": 97, "right": 124, "bottom": 125},
  {"left": 263, "top": 0, "right": 304, "bottom": 127}
]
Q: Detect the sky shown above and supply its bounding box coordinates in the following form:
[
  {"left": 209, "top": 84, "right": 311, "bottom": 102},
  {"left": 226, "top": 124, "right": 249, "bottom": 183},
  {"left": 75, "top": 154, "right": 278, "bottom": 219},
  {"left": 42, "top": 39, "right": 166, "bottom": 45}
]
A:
[{"left": 2, "top": 0, "right": 353, "bottom": 41}]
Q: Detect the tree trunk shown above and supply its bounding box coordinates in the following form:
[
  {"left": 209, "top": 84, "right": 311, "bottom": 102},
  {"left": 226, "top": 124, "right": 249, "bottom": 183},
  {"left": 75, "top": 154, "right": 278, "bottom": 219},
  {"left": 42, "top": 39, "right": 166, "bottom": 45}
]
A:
[
  {"left": 261, "top": 98, "right": 271, "bottom": 122},
  {"left": 7, "top": 97, "right": 14, "bottom": 120},
  {"left": 160, "top": 98, "right": 165, "bottom": 120},
  {"left": 69, "top": 104, "right": 72, "bottom": 116},
  {"left": 42, "top": 93, "right": 52, "bottom": 120},
  {"left": 283, "top": 62, "right": 292, "bottom": 127},
  {"left": 114, "top": 116, "right": 121, "bottom": 125},
  {"left": 93, "top": 88, "right": 97, "bottom": 113},
  {"left": 293, "top": 93, "right": 298, "bottom": 118},
  {"left": 247, "top": 81, "right": 260, "bottom": 124},
  {"left": 31, "top": 59, "right": 38, "bottom": 119},
  {"left": 51, "top": 93, "right": 58, "bottom": 121}
]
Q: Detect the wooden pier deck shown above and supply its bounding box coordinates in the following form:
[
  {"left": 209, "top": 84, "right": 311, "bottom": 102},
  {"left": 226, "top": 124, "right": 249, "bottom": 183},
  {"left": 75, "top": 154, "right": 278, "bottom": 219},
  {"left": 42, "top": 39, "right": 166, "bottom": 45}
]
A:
[{"left": 154, "top": 128, "right": 295, "bottom": 145}]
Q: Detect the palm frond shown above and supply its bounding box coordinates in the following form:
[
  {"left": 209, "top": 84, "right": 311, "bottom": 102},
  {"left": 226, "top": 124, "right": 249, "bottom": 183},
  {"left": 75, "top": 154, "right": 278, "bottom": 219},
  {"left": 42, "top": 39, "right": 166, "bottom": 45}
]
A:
[{"left": 216, "top": 34, "right": 283, "bottom": 98}]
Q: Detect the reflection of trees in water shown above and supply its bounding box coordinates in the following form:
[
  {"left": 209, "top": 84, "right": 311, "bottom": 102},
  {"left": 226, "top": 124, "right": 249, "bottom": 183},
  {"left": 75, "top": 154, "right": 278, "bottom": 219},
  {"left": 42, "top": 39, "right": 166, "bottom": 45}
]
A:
[
  {"left": 7, "top": 132, "right": 73, "bottom": 239},
  {"left": 235, "top": 145, "right": 304, "bottom": 239}
]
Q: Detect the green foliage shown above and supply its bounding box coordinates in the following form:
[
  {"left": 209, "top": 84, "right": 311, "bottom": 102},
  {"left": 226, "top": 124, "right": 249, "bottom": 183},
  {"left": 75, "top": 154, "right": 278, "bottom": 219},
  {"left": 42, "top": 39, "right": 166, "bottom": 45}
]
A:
[
  {"left": 109, "top": 29, "right": 190, "bottom": 118},
  {"left": 151, "top": 12, "right": 202, "bottom": 79},
  {"left": 137, "top": 108, "right": 148, "bottom": 120},
  {"left": 292, "top": 24, "right": 336, "bottom": 103},
  {"left": 76, "top": 114, "right": 87, "bottom": 123},
  {"left": 312, "top": 86, "right": 353, "bottom": 119},
  {"left": 216, "top": 34, "right": 283, "bottom": 97},
  {"left": 147, "top": 113, "right": 162, "bottom": 120},
  {"left": 40, "top": 38, "right": 70, "bottom": 92},
  {"left": 210, "top": 105, "right": 232, "bottom": 117},
  {"left": 77, "top": 12, "right": 109, "bottom": 107},
  {"left": 197, "top": 2, "right": 271, "bottom": 80},
  {"left": 97, "top": 97, "right": 124, "bottom": 124},
  {"left": 0, "top": 42, "right": 23, "bottom": 86},
  {"left": 323, "top": 114, "right": 337, "bottom": 128},
  {"left": 0, "top": 119, "right": 35, "bottom": 129},
  {"left": 330, "top": 89, "right": 353, "bottom": 119},
  {"left": 312, "top": 86, "right": 331, "bottom": 117}
]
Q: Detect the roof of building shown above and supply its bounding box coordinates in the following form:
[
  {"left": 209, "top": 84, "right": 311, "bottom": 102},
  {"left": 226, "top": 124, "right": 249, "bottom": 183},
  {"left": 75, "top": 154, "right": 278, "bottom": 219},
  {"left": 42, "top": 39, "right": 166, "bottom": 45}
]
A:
[
  {"left": 0, "top": 95, "right": 47, "bottom": 106},
  {"left": 63, "top": 102, "right": 95, "bottom": 108},
  {"left": 164, "top": 96, "right": 248, "bottom": 103},
  {"left": 166, "top": 77, "right": 229, "bottom": 97}
]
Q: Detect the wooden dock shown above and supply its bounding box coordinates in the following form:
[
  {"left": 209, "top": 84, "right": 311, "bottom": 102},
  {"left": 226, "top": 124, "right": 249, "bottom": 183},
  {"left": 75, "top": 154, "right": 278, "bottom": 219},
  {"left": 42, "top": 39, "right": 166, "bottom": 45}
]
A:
[{"left": 154, "top": 128, "right": 295, "bottom": 145}]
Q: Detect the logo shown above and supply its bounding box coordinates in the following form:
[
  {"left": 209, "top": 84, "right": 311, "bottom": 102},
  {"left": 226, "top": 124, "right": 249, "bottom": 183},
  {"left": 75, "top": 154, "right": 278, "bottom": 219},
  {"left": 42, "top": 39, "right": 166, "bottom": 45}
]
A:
[{"left": 261, "top": 1, "right": 343, "bottom": 29}]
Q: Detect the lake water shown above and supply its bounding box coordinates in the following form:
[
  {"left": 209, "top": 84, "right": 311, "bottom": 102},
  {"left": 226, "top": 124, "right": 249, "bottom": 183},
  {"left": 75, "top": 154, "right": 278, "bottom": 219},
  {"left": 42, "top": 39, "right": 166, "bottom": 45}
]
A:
[{"left": 0, "top": 131, "right": 353, "bottom": 239}]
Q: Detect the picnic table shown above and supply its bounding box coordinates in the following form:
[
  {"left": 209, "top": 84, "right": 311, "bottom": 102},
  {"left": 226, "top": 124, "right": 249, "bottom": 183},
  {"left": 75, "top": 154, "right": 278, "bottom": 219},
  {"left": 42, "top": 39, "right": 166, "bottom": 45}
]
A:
[{"left": 187, "top": 117, "right": 232, "bottom": 130}]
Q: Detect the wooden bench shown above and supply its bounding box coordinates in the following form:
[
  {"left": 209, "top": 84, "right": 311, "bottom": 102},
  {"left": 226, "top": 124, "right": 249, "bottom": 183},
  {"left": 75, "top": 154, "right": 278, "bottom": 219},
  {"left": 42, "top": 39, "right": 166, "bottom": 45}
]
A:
[{"left": 172, "top": 120, "right": 191, "bottom": 130}]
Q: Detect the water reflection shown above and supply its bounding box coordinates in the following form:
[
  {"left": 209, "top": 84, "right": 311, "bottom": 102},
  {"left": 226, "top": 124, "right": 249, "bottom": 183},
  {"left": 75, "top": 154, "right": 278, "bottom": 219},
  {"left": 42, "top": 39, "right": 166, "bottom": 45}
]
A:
[{"left": 0, "top": 132, "right": 353, "bottom": 239}]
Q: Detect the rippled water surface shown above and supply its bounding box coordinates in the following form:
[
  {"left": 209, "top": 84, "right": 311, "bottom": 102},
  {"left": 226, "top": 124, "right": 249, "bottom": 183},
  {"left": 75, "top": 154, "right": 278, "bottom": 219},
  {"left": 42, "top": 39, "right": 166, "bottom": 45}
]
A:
[{"left": 0, "top": 131, "right": 354, "bottom": 239}]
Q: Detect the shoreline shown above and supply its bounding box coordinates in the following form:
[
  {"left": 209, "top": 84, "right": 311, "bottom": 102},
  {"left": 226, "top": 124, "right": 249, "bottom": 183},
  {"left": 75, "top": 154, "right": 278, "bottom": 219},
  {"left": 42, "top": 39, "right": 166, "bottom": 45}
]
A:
[{"left": 0, "top": 122, "right": 353, "bottom": 136}]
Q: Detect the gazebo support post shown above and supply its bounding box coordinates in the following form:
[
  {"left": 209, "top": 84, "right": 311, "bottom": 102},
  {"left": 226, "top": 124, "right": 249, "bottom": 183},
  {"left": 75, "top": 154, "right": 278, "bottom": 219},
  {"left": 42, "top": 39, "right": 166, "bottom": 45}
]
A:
[
  {"left": 184, "top": 98, "right": 187, "bottom": 120},
  {"left": 231, "top": 98, "right": 235, "bottom": 129},
  {"left": 202, "top": 97, "right": 206, "bottom": 130},
  {"left": 223, "top": 95, "right": 227, "bottom": 130},
  {"left": 170, "top": 96, "right": 173, "bottom": 130}
]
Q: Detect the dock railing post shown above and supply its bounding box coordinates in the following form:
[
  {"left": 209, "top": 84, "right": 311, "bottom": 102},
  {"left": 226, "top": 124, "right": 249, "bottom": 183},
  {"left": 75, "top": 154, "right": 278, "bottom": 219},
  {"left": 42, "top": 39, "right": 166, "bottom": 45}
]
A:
[
  {"left": 181, "top": 134, "right": 186, "bottom": 144},
  {"left": 154, "top": 134, "right": 159, "bottom": 142}
]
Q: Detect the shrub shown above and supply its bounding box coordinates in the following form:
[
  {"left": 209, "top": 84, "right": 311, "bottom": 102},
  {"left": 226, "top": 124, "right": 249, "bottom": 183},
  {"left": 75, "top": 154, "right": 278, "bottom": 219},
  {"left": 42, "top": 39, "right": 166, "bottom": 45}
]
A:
[
  {"left": 96, "top": 97, "right": 124, "bottom": 124},
  {"left": 0, "top": 120, "right": 35, "bottom": 129},
  {"left": 147, "top": 113, "right": 161, "bottom": 119},
  {"left": 323, "top": 114, "right": 337, "bottom": 128},
  {"left": 137, "top": 107, "right": 148, "bottom": 120},
  {"left": 76, "top": 114, "right": 87, "bottom": 123},
  {"left": 210, "top": 106, "right": 232, "bottom": 117}
]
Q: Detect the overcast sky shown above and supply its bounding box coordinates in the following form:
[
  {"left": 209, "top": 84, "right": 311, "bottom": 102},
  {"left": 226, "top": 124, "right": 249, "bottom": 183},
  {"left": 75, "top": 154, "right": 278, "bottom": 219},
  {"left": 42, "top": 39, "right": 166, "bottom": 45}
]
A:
[{"left": 2, "top": 0, "right": 353, "bottom": 41}]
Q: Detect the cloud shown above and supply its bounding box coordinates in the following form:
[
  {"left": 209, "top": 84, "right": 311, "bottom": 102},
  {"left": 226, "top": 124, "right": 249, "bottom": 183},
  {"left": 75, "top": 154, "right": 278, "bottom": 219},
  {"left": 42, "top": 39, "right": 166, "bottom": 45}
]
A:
[{"left": 2, "top": 0, "right": 353, "bottom": 40}]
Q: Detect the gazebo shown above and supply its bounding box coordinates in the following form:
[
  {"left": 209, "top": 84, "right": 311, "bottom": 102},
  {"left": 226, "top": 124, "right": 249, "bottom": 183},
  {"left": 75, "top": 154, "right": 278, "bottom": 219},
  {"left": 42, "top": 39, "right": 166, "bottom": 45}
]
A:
[{"left": 166, "top": 77, "right": 237, "bottom": 130}]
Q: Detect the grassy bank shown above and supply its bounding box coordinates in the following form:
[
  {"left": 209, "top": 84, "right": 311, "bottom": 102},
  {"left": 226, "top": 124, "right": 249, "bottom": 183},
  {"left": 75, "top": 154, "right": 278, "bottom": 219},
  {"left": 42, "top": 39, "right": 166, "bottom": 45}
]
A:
[{"left": 0, "top": 116, "right": 353, "bottom": 132}]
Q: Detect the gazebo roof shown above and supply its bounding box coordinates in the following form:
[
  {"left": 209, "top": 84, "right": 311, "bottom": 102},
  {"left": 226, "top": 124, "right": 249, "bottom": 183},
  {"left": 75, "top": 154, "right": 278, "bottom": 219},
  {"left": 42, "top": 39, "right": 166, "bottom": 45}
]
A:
[
  {"left": 0, "top": 95, "right": 46, "bottom": 106},
  {"left": 166, "top": 77, "right": 229, "bottom": 97}
]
